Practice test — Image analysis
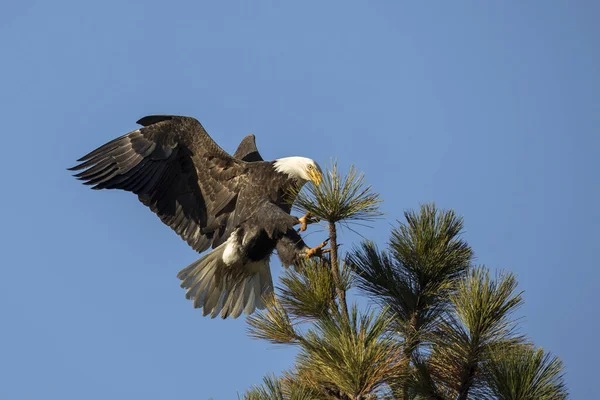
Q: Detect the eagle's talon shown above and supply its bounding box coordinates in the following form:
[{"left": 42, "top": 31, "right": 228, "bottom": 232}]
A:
[
  {"left": 321, "top": 248, "right": 331, "bottom": 255},
  {"left": 305, "top": 239, "right": 330, "bottom": 258},
  {"left": 298, "top": 212, "right": 312, "bottom": 232}
]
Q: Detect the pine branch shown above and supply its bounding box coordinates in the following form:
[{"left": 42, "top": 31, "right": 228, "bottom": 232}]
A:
[
  {"left": 348, "top": 204, "right": 473, "bottom": 399},
  {"left": 430, "top": 267, "right": 525, "bottom": 400},
  {"left": 242, "top": 373, "right": 321, "bottom": 400},
  {"left": 278, "top": 259, "right": 336, "bottom": 321},
  {"left": 247, "top": 296, "right": 301, "bottom": 345},
  {"left": 243, "top": 374, "right": 285, "bottom": 400},
  {"left": 328, "top": 220, "right": 350, "bottom": 323},
  {"left": 295, "top": 305, "right": 402, "bottom": 398},
  {"left": 291, "top": 162, "right": 383, "bottom": 224},
  {"left": 484, "top": 344, "right": 568, "bottom": 400},
  {"left": 290, "top": 162, "right": 382, "bottom": 324}
]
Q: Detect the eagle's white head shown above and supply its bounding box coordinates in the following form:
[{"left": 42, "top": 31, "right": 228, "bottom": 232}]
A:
[{"left": 274, "top": 157, "right": 323, "bottom": 185}]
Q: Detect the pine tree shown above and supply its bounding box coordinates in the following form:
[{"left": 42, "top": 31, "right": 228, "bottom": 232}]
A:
[{"left": 242, "top": 165, "right": 567, "bottom": 400}]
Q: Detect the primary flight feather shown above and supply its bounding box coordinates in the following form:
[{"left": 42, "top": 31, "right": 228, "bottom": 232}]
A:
[{"left": 70, "top": 115, "right": 326, "bottom": 318}]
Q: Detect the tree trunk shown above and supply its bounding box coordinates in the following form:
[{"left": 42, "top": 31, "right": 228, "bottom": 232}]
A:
[
  {"left": 329, "top": 221, "right": 349, "bottom": 322},
  {"left": 456, "top": 363, "right": 477, "bottom": 400}
]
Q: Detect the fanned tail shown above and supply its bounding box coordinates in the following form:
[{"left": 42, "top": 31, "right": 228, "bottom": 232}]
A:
[{"left": 177, "top": 244, "right": 273, "bottom": 319}]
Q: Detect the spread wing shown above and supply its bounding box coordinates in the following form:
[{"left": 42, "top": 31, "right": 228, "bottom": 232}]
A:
[
  {"left": 69, "top": 115, "right": 249, "bottom": 252},
  {"left": 233, "top": 134, "right": 264, "bottom": 162}
]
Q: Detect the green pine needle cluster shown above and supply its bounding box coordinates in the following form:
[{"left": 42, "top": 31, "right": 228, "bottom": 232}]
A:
[
  {"left": 247, "top": 296, "right": 299, "bottom": 345},
  {"left": 296, "top": 305, "right": 401, "bottom": 398},
  {"left": 418, "top": 268, "right": 524, "bottom": 399},
  {"left": 243, "top": 374, "right": 320, "bottom": 400},
  {"left": 279, "top": 259, "right": 336, "bottom": 321},
  {"left": 291, "top": 161, "right": 383, "bottom": 224},
  {"left": 351, "top": 206, "right": 472, "bottom": 338},
  {"left": 486, "top": 344, "right": 567, "bottom": 400}
]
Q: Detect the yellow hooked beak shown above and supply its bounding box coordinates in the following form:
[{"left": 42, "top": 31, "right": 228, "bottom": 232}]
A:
[{"left": 307, "top": 168, "right": 323, "bottom": 185}]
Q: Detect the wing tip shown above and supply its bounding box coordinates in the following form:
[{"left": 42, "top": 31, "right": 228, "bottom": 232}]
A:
[
  {"left": 68, "top": 162, "right": 87, "bottom": 171},
  {"left": 233, "top": 134, "right": 263, "bottom": 162},
  {"left": 136, "top": 115, "right": 174, "bottom": 127}
]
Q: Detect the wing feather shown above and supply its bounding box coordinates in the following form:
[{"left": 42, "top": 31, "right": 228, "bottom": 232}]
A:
[
  {"left": 70, "top": 115, "right": 249, "bottom": 252},
  {"left": 233, "top": 134, "right": 264, "bottom": 162}
]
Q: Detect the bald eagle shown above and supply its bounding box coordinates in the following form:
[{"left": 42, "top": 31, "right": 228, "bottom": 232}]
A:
[{"left": 70, "top": 115, "right": 326, "bottom": 318}]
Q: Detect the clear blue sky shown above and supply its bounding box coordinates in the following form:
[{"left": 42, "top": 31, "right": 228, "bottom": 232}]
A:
[{"left": 1, "top": 1, "right": 598, "bottom": 398}]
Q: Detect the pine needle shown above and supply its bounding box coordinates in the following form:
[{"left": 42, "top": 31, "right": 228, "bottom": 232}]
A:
[
  {"left": 291, "top": 161, "right": 383, "bottom": 224},
  {"left": 485, "top": 344, "right": 568, "bottom": 400},
  {"left": 247, "top": 296, "right": 300, "bottom": 345},
  {"left": 279, "top": 259, "right": 336, "bottom": 321}
]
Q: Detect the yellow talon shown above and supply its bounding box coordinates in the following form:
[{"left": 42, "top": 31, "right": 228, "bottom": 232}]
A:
[
  {"left": 305, "top": 239, "right": 330, "bottom": 258},
  {"left": 298, "top": 212, "right": 320, "bottom": 232},
  {"left": 298, "top": 212, "right": 310, "bottom": 232}
]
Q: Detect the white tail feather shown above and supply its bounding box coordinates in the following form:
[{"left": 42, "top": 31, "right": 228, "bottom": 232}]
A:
[{"left": 177, "top": 244, "right": 273, "bottom": 319}]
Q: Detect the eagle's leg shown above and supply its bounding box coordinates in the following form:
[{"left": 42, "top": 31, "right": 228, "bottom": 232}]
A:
[
  {"left": 305, "top": 239, "right": 330, "bottom": 258},
  {"left": 298, "top": 212, "right": 317, "bottom": 232}
]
